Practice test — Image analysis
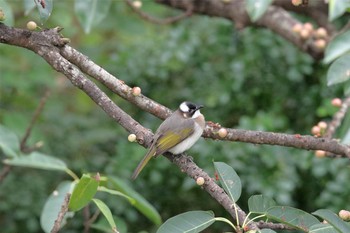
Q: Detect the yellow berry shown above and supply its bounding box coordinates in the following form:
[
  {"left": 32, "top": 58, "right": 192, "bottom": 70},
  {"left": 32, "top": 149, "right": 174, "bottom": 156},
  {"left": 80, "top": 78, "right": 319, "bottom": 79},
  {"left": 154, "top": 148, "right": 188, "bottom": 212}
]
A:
[
  {"left": 318, "top": 121, "right": 327, "bottom": 130},
  {"left": 311, "top": 126, "right": 321, "bottom": 136},
  {"left": 315, "top": 27, "right": 328, "bottom": 39},
  {"left": 196, "top": 177, "right": 205, "bottom": 186},
  {"left": 331, "top": 98, "right": 342, "bottom": 107},
  {"left": 339, "top": 210, "right": 350, "bottom": 221},
  {"left": 26, "top": 21, "right": 37, "bottom": 31},
  {"left": 218, "top": 128, "right": 228, "bottom": 138},
  {"left": 128, "top": 134, "right": 137, "bottom": 142},
  {"left": 300, "top": 28, "right": 311, "bottom": 39},
  {"left": 292, "top": 23, "right": 303, "bottom": 34},
  {"left": 132, "top": 87, "right": 141, "bottom": 96},
  {"left": 303, "top": 22, "right": 314, "bottom": 32},
  {"left": 132, "top": 0, "right": 142, "bottom": 8},
  {"left": 314, "top": 39, "right": 326, "bottom": 50},
  {"left": 291, "top": 0, "right": 303, "bottom": 6},
  {"left": 315, "top": 150, "right": 326, "bottom": 158}
]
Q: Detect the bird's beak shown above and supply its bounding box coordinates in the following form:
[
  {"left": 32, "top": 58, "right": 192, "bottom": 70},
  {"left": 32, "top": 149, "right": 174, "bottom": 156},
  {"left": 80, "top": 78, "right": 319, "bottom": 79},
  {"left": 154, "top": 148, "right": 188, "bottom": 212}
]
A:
[{"left": 196, "top": 105, "right": 204, "bottom": 111}]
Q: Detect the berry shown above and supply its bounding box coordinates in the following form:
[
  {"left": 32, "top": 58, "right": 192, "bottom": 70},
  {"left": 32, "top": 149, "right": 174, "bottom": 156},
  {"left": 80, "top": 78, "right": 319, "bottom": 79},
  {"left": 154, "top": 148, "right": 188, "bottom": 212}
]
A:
[
  {"left": 196, "top": 177, "right": 205, "bottom": 186},
  {"left": 26, "top": 21, "right": 37, "bottom": 31},
  {"left": 318, "top": 121, "right": 327, "bottom": 130},
  {"left": 218, "top": 128, "right": 228, "bottom": 138},
  {"left": 339, "top": 210, "right": 350, "bottom": 221},
  {"left": 315, "top": 27, "right": 328, "bottom": 39},
  {"left": 132, "top": 87, "right": 141, "bottom": 96},
  {"left": 311, "top": 126, "right": 321, "bottom": 136},
  {"left": 315, "top": 150, "right": 326, "bottom": 158},
  {"left": 291, "top": 0, "right": 303, "bottom": 6},
  {"left": 292, "top": 23, "right": 303, "bottom": 34},
  {"left": 331, "top": 98, "right": 342, "bottom": 107},
  {"left": 300, "top": 28, "right": 311, "bottom": 39},
  {"left": 314, "top": 39, "right": 326, "bottom": 50},
  {"left": 132, "top": 0, "right": 142, "bottom": 8},
  {"left": 128, "top": 134, "right": 137, "bottom": 142},
  {"left": 303, "top": 22, "right": 314, "bottom": 32}
]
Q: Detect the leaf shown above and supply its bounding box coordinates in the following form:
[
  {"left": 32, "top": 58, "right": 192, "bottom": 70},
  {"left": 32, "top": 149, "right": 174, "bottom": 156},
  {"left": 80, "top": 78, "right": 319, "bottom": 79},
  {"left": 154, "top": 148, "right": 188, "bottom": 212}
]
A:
[
  {"left": 3, "top": 151, "right": 67, "bottom": 171},
  {"left": 313, "top": 209, "right": 350, "bottom": 233},
  {"left": 245, "top": 0, "right": 273, "bottom": 22},
  {"left": 34, "top": 0, "right": 53, "bottom": 22},
  {"left": 69, "top": 174, "right": 99, "bottom": 211},
  {"left": 248, "top": 195, "right": 276, "bottom": 214},
  {"left": 214, "top": 162, "right": 242, "bottom": 202},
  {"left": 329, "top": 0, "right": 350, "bottom": 21},
  {"left": 327, "top": 53, "right": 350, "bottom": 86},
  {"left": 0, "top": 125, "right": 20, "bottom": 158},
  {"left": 91, "top": 216, "right": 128, "bottom": 233},
  {"left": 92, "top": 198, "right": 117, "bottom": 232},
  {"left": 324, "top": 31, "right": 350, "bottom": 64},
  {"left": 260, "top": 229, "right": 277, "bottom": 233},
  {"left": 310, "top": 223, "right": 339, "bottom": 233},
  {"left": 23, "top": 0, "right": 36, "bottom": 15},
  {"left": 109, "top": 176, "right": 162, "bottom": 226},
  {"left": 98, "top": 186, "right": 135, "bottom": 204},
  {"left": 266, "top": 206, "right": 320, "bottom": 231},
  {"left": 40, "top": 181, "right": 75, "bottom": 233},
  {"left": 156, "top": 211, "right": 215, "bottom": 233},
  {"left": 74, "top": 0, "right": 112, "bottom": 33}
]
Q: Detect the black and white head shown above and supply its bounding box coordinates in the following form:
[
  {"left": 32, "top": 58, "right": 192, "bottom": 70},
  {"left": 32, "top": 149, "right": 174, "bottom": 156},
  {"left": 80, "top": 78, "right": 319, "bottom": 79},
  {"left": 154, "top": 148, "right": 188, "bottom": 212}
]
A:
[{"left": 179, "top": 101, "right": 204, "bottom": 119}]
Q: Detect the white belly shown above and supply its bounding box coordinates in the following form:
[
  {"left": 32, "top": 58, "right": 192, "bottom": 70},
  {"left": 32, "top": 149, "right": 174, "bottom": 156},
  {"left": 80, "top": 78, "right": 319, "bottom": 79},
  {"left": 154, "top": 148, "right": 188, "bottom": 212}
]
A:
[{"left": 168, "top": 123, "right": 203, "bottom": 154}]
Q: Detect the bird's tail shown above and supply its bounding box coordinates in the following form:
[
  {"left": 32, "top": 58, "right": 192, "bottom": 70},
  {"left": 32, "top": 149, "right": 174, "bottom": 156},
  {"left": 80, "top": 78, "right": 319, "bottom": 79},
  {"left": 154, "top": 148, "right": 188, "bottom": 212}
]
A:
[{"left": 131, "top": 147, "right": 156, "bottom": 180}]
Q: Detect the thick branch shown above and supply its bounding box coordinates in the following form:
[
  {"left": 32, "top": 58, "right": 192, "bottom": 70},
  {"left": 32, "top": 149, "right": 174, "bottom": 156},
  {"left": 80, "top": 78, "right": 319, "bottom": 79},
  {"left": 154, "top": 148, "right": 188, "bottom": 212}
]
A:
[{"left": 155, "top": 0, "right": 325, "bottom": 59}]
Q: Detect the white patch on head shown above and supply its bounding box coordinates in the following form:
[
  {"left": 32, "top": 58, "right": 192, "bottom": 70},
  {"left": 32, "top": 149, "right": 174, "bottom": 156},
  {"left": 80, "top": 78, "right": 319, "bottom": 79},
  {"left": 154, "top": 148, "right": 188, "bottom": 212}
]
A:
[
  {"left": 192, "top": 109, "right": 201, "bottom": 118},
  {"left": 180, "top": 102, "right": 189, "bottom": 112}
]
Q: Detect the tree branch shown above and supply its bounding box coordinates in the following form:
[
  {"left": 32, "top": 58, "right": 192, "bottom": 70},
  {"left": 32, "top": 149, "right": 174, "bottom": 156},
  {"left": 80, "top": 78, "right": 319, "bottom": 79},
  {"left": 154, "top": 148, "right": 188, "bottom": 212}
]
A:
[{"left": 51, "top": 193, "right": 71, "bottom": 233}]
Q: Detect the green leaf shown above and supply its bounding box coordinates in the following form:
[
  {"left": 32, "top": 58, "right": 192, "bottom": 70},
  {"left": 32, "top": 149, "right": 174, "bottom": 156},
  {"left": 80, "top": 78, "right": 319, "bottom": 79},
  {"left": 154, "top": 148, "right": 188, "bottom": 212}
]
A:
[
  {"left": 74, "top": 0, "right": 112, "bottom": 33},
  {"left": 157, "top": 211, "right": 215, "bottom": 233},
  {"left": 214, "top": 162, "right": 242, "bottom": 202},
  {"left": 310, "top": 223, "right": 339, "bottom": 233},
  {"left": 260, "top": 229, "right": 277, "bottom": 233},
  {"left": 23, "top": 0, "right": 36, "bottom": 15},
  {"left": 0, "top": 125, "right": 20, "bottom": 158},
  {"left": 329, "top": 0, "right": 350, "bottom": 21},
  {"left": 98, "top": 186, "right": 135, "bottom": 204},
  {"left": 3, "top": 151, "right": 67, "bottom": 171},
  {"left": 248, "top": 195, "right": 276, "bottom": 214},
  {"left": 313, "top": 209, "right": 350, "bottom": 233},
  {"left": 245, "top": 0, "right": 273, "bottom": 22},
  {"left": 109, "top": 176, "right": 162, "bottom": 226},
  {"left": 40, "top": 181, "right": 75, "bottom": 233},
  {"left": 327, "top": 53, "right": 350, "bottom": 86},
  {"left": 69, "top": 174, "right": 99, "bottom": 211},
  {"left": 324, "top": 31, "right": 350, "bottom": 64},
  {"left": 34, "top": 0, "right": 53, "bottom": 22},
  {"left": 0, "top": 0, "right": 14, "bottom": 26},
  {"left": 266, "top": 206, "right": 320, "bottom": 231},
  {"left": 91, "top": 216, "right": 128, "bottom": 233},
  {"left": 92, "top": 198, "right": 117, "bottom": 232}
]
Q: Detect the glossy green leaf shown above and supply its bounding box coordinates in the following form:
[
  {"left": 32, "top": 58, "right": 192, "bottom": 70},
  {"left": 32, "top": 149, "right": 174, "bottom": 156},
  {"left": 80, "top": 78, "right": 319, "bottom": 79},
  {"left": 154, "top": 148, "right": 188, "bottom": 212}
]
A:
[
  {"left": 324, "top": 31, "right": 350, "bottom": 64},
  {"left": 98, "top": 186, "right": 135, "bottom": 204},
  {"left": 69, "top": 174, "right": 99, "bottom": 211},
  {"left": 329, "top": 0, "right": 350, "bottom": 21},
  {"left": 74, "top": 0, "right": 112, "bottom": 33},
  {"left": 310, "top": 223, "right": 338, "bottom": 233},
  {"left": 248, "top": 194, "right": 276, "bottom": 214},
  {"left": 23, "top": 0, "right": 36, "bottom": 15},
  {"left": 34, "top": 0, "right": 53, "bottom": 22},
  {"left": 327, "top": 53, "right": 350, "bottom": 86},
  {"left": 245, "top": 0, "right": 273, "bottom": 22},
  {"left": 3, "top": 151, "right": 67, "bottom": 171},
  {"left": 92, "top": 198, "right": 117, "bottom": 232},
  {"left": 0, "top": 0, "right": 14, "bottom": 26},
  {"left": 157, "top": 211, "right": 215, "bottom": 233},
  {"left": 40, "top": 181, "right": 75, "bottom": 233},
  {"left": 110, "top": 176, "right": 162, "bottom": 226},
  {"left": 266, "top": 206, "right": 320, "bottom": 231},
  {"left": 91, "top": 216, "right": 127, "bottom": 233},
  {"left": 0, "top": 125, "right": 20, "bottom": 158},
  {"left": 313, "top": 209, "right": 350, "bottom": 233},
  {"left": 214, "top": 162, "right": 242, "bottom": 202}
]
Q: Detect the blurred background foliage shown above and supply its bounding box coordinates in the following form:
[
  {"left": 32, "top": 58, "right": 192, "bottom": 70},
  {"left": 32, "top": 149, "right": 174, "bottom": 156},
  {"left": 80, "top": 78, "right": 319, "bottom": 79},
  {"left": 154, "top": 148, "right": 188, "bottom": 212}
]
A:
[{"left": 0, "top": 1, "right": 349, "bottom": 233}]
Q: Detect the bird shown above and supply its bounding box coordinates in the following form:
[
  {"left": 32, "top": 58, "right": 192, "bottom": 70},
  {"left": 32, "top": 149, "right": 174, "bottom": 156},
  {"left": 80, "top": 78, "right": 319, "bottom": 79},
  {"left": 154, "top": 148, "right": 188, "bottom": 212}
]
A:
[{"left": 131, "top": 101, "right": 205, "bottom": 179}]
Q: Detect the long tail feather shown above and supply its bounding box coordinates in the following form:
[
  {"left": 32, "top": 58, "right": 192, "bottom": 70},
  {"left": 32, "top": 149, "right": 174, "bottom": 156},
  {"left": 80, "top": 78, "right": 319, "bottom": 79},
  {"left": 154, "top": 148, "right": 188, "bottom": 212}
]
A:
[{"left": 131, "top": 147, "right": 156, "bottom": 180}]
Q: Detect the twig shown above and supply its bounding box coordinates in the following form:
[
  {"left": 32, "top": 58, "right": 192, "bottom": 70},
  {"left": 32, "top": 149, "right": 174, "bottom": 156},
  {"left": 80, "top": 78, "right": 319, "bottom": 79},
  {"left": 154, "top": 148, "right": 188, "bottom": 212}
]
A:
[
  {"left": 124, "top": 0, "right": 192, "bottom": 25},
  {"left": 0, "top": 165, "right": 12, "bottom": 184},
  {"left": 84, "top": 208, "right": 100, "bottom": 233},
  {"left": 20, "top": 89, "right": 50, "bottom": 152},
  {"left": 257, "top": 221, "right": 293, "bottom": 230},
  {"left": 51, "top": 193, "right": 71, "bottom": 233},
  {"left": 324, "top": 97, "right": 350, "bottom": 139}
]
